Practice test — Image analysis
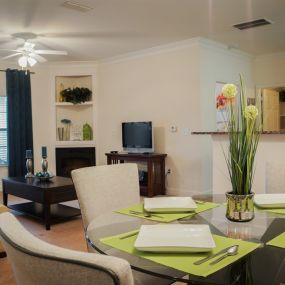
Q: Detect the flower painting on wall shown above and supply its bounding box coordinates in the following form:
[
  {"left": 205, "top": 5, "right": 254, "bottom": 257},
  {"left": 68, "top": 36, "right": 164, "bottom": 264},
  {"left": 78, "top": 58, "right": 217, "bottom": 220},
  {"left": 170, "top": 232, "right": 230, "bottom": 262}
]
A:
[{"left": 215, "top": 81, "right": 236, "bottom": 131}]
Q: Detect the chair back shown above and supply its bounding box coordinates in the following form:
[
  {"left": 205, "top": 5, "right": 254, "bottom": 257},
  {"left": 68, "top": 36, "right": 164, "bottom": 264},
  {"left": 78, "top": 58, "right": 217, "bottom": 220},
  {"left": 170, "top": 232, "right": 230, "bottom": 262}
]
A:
[
  {"left": 71, "top": 163, "right": 140, "bottom": 229},
  {"left": 265, "top": 161, "right": 285, "bottom": 193},
  {"left": 0, "top": 212, "right": 134, "bottom": 285}
]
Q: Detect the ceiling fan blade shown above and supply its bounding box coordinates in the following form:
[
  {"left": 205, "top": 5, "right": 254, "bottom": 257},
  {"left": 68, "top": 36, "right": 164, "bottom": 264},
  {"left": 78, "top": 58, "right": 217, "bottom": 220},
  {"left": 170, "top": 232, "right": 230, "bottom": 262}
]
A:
[
  {"left": 35, "top": 50, "right": 68, "bottom": 55},
  {"left": 30, "top": 53, "right": 47, "bottom": 63},
  {"left": 1, "top": 53, "right": 22, "bottom": 60},
  {"left": 0, "top": 49, "right": 21, "bottom": 53}
]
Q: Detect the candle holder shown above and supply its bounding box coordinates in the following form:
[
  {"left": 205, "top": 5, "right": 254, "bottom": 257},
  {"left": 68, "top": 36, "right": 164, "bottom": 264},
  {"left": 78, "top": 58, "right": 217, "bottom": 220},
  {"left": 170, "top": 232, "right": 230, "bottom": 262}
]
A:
[
  {"left": 41, "top": 156, "right": 48, "bottom": 173},
  {"left": 25, "top": 158, "right": 34, "bottom": 178},
  {"left": 25, "top": 150, "right": 34, "bottom": 178}
]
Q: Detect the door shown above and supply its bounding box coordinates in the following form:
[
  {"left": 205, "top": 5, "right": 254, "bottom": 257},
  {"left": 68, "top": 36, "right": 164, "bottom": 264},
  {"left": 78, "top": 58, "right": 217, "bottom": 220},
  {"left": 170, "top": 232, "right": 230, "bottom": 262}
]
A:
[{"left": 262, "top": 89, "right": 280, "bottom": 131}]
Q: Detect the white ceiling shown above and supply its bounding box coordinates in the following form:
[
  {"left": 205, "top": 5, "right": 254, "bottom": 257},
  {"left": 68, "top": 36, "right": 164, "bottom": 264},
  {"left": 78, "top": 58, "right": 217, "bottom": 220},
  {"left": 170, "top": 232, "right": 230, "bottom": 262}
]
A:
[{"left": 0, "top": 0, "right": 284, "bottom": 62}]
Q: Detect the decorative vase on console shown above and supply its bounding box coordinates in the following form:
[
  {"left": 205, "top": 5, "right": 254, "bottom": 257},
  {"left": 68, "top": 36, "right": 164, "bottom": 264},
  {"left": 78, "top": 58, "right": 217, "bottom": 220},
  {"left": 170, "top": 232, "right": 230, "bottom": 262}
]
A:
[
  {"left": 61, "top": 118, "right": 71, "bottom": 141},
  {"left": 222, "top": 75, "right": 260, "bottom": 222}
]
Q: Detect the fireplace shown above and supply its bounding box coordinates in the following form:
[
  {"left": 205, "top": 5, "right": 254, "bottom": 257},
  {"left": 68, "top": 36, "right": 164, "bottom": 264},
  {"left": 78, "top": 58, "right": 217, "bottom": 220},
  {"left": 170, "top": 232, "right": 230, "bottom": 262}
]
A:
[{"left": 56, "top": 147, "right": 96, "bottom": 177}]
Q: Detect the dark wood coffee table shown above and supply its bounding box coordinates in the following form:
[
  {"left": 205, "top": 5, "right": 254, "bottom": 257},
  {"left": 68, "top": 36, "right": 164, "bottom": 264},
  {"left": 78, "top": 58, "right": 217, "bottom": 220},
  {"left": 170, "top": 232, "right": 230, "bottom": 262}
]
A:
[{"left": 2, "top": 176, "right": 81, "bottom": 230}]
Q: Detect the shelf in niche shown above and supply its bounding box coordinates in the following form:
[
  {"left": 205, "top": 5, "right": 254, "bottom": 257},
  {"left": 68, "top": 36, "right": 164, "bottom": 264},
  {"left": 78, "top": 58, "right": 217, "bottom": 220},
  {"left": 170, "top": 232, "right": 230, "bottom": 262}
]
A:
[
  {"left": 55, "top": 140, "right": 95, "bottom": 147},
  {"left": 55, "top": 102, "right": 93, "bottom": 106}
]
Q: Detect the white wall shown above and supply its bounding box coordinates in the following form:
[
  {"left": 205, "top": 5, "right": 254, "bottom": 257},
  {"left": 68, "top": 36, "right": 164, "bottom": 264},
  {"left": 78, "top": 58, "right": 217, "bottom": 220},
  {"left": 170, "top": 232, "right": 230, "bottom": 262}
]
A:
[
  {"left": 44, "top": 62, "right": 98, "bottom": 174},
  {"left": 198, "top": 39, "right": 254, "bottom": 192},
  {"left": 97, "top": 41, "right": 204, "bottom": 195},
  {"left": 254, "top": 51, "right": 285, "bottom": 87},
  {"left": 96, "top": 39, "right": 254, "bottom": 195},
  {"left": 1, "top": 38, "right": 278, "bottom": 197}
]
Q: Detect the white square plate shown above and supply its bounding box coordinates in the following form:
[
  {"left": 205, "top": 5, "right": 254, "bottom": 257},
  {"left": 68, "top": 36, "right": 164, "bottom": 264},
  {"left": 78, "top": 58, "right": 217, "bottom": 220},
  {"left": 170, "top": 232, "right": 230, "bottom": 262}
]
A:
[
  {"left": 134, "top": 224, "right": 216, "bottom": 252},
  {"left": 144, "top": 197, "right": 197, "bottom": 213},
  {"left": 254, "top": 194, "right": 285, "bottom": 208}
]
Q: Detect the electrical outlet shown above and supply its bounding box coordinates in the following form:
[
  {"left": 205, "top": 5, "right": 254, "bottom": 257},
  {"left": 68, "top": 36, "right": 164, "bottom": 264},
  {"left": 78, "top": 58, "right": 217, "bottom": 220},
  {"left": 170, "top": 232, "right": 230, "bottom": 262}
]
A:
[{"left": 167, "top": 169, "right": 171, "bottom": 174}]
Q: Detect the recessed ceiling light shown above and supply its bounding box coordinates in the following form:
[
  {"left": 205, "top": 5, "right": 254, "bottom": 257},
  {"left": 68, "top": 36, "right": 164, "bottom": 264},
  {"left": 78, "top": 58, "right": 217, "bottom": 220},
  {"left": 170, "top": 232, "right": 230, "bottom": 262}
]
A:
[
  {"left": 61, "top": 1, "right": 93, "bottom": 13},
  {"left": 233, "top": 19, "right": 272, "bottom": 30}
]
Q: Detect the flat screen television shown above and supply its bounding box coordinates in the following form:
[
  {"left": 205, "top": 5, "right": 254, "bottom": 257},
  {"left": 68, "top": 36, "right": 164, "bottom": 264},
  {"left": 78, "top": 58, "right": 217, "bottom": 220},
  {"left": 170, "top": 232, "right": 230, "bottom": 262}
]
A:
[{"left": 122, "top": 121, "right": 154, "bottom": 153}]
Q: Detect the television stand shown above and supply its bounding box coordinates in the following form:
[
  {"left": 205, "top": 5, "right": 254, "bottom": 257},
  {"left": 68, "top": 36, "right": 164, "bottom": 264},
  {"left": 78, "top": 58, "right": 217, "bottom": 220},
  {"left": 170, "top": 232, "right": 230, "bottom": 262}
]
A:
[{"left": 105, "top": 152, "right": 167, "bottom": 197}]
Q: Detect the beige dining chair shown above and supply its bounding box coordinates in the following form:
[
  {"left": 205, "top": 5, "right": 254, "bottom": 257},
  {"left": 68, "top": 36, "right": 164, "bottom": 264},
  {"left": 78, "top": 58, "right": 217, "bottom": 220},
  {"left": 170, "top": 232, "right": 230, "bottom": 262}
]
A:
[
  {"left": 71, "top": 163, "right": 140, "bottom": 230},
  {"left": 265, "top": 161, "right": 285, "bottom": 193},
  {"left": 71, "top": 163, "right": 175, "bottom": 285},
  {"left": 0, "top": 212, "right": 134, "bottom": 285}
]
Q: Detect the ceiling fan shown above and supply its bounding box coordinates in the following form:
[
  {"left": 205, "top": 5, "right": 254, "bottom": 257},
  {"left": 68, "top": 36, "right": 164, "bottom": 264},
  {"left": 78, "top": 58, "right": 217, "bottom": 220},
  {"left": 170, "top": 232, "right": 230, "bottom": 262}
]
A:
[{"left": 0, "top": 41, "right": 68, "bottom": 68}]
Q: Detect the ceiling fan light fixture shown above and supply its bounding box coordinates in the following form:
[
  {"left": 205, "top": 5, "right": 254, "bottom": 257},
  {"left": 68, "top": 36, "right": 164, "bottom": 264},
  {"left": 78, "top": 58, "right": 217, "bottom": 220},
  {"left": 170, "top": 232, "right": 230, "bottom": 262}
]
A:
[
  {"left": 27, "top": 57, "right": 37, "bottom": 67},
  {"left": 18, "top": 56, "right": 28, "bottom": 68}
]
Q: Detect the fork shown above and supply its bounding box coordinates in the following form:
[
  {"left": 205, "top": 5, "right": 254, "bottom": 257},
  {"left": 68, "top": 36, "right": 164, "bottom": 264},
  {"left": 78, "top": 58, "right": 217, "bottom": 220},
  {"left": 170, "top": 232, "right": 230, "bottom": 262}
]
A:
[
  {"left": 194, "top": 200, "right": 207, "bottom": 205},
  {"left": 129, "top": 210, "right": 164, "bottom": 219}
]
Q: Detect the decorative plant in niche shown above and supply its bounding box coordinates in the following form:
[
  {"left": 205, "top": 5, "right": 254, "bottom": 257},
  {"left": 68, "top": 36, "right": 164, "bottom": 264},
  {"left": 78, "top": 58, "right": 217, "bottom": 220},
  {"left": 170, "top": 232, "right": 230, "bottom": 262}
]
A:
[
  {"left": 223, "top": 74, "right": 260, "bottom": 222},
  {"left": 61, "top": 119, "right": 72, "bottom": 141},
  {"left": 60, "top": 87, "right": 92, "bottom": 104}
]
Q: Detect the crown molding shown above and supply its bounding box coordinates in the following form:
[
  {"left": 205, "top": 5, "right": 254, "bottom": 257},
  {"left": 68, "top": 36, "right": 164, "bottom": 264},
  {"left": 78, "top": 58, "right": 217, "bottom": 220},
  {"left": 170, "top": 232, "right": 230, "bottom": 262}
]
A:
[
  {"left": 254, "top": 50, "right": 285, "bottom": 61},
  {"left": 198, "top": 38, "right": 254, "bottom": 60},
  {"left": 99, "top": 37, "right": 253, "bottom": 65},
  {"left": 98, "top": 37, "right": 201, "bottom": 65},
  {"left": 46, "top": 61, "right": 98, "bottom": 68}
]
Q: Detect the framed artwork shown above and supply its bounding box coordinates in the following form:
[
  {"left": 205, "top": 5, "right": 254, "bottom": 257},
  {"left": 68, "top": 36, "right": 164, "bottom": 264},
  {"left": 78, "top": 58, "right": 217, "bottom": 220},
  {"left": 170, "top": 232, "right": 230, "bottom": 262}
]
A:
[
  {"left": 215, "top": 81, "right": 237, "bottom": 131},
  {"left": 247, "top": 98, "right": 256, "bottom": 105}
]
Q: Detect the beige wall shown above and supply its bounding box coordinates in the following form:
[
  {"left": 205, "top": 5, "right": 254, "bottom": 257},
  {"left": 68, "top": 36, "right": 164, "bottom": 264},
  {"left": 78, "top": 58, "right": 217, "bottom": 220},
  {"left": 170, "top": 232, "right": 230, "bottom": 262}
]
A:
[
  {"left": 97, "top": 39, "right": 253, "bottom": 195},
  {"left": 254, "top": 51, "right": 285, "bottom": 87},
  {"left": 0, "top": 39, "right": 280, "bottom": 196},
  {"left": 98, "top": 42, "right": 204, "bottom": 195},
  {"left": 198, "top": 41, "right": 253, "bottom": 192}
]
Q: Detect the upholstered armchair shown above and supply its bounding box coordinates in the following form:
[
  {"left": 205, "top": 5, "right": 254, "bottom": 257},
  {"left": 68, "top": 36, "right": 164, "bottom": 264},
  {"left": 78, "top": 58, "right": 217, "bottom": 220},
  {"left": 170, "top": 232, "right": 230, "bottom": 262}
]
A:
[{"left": 0, "top": 212, "right": 134, "bottom": 285}]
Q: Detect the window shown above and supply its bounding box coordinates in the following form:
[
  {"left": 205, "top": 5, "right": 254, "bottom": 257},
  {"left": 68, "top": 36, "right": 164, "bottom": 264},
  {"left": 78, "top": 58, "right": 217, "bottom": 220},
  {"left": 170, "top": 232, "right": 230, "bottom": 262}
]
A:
[{"left": 0, "top": 96, "right": 7, "bottom": 165}]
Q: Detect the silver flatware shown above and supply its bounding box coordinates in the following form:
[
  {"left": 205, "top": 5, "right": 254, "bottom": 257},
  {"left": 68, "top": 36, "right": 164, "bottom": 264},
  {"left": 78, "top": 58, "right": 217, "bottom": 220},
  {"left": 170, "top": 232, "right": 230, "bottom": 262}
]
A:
[
  {"left": 193, "top": 245, "right": 239, "bottom": 265},
  {"left": 210, "top": 245, "right": 239, "bottom": 265},
  {"left": 119, "top": 231, "right": 139, "bottom": 240},
  {"left": 194, "top": 200, "right": 207, "bottom": 205},
  {"left": 129, "top": 210, "right": 164, "bottom": 219}
]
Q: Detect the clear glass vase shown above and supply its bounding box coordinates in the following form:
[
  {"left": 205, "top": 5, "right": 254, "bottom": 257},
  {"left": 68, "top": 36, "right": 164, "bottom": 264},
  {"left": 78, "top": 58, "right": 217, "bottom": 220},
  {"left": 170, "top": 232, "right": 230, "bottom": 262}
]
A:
[{"left": 226, "top": 192, "right": 255, "bottom": 222}]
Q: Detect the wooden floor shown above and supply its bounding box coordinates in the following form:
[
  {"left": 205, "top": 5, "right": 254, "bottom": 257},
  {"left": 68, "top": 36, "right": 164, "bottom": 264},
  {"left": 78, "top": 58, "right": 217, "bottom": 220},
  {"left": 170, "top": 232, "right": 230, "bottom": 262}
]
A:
[
  {"left": 0, "top": 196, "right": 183, "bottom": 285},
  {"left": 0, "top": 196, "right": 87, "bottom": 285}
]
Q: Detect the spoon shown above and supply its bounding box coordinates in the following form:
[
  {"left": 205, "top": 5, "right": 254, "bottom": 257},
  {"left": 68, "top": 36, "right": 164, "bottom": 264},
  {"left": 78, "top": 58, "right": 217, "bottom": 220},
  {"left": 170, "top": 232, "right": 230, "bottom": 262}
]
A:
[
  {"left": 210, "top": 245, "right": 239, "bottom": 265},
  {"left": 194, "top": 245, "right": 238, "bottom": 265}
]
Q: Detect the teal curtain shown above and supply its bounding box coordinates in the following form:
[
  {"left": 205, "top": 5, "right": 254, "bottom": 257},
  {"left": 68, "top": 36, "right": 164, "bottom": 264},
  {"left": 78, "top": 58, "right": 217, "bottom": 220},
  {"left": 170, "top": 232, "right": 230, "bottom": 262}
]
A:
[{"left": 6, "top": 69, "right": 34, "bottom": 177}]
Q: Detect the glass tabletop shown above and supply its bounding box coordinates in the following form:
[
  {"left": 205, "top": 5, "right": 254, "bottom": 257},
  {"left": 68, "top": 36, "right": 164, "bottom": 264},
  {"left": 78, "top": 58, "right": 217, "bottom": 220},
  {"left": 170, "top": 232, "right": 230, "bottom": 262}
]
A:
[{"left": 86, "top": 195, "right": 285, "bottom": 285}]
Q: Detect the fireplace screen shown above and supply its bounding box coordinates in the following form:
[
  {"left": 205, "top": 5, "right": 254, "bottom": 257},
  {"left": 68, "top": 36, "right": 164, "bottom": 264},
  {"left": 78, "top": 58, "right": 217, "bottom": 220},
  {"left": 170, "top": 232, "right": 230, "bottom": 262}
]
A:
[{"left": 56, "top": 147, "right": 96, "bottom": 177}]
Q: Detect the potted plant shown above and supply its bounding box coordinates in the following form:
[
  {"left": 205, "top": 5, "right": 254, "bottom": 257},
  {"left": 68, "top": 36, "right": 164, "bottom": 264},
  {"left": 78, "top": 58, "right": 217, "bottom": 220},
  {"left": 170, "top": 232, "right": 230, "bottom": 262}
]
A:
[
  {"left": 223, "top": 75, "right": 260, "bottom": 222},
  {"left": 60, "top": 87, "right": 92, "bottom": 104}
]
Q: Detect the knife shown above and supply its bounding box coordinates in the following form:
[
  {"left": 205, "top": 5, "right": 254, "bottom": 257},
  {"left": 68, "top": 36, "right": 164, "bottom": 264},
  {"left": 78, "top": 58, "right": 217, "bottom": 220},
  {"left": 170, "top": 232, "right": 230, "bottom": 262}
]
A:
[
  {"left": 119, "top": 230, "right": 139, "bottom": 240},
  {"left": 193, "top": 245, "right": 237, "bottom": 265}
]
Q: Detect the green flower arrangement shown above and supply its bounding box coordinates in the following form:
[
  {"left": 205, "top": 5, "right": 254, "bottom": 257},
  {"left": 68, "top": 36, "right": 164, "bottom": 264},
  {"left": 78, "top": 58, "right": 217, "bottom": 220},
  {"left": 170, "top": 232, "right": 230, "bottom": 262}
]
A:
[
  {"left": 60, "top": 87, "right": 92, "bottom": 104},
  {"left": 223, "top": 75, "right": 260, "bottom": 195}
]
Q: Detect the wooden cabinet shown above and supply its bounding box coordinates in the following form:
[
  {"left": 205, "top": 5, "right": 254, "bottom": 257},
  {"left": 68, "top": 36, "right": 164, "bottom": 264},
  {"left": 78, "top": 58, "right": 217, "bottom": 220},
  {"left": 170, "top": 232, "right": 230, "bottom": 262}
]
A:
[
  {"left": 262, "top": 89, "right": 280, "bottom": 132},
  {"left": 105, "top": 153, "right": 167, "bottom": 197}
]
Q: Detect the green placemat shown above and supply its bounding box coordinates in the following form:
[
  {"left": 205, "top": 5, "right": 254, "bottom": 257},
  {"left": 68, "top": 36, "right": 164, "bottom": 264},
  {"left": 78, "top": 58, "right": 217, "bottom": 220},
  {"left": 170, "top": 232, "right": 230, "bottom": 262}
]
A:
[
  {"left": 255, "top": 206, "right": 285, "bottom": 216},
  {"left": 101, "top": 230, "right": 260, "bottom": 277},
  {"left": 115, "top": 201, "right": 219, "bottom": 223},
  {"left": 266, "top": 232, "right": 285, "bottom": 249}
]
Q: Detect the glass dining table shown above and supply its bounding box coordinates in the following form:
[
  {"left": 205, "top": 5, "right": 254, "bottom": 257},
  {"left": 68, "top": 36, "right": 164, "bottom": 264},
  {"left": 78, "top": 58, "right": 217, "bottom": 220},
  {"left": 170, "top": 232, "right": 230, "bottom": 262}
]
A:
[{"left": 86, "top": 195, "right": 285, "bottom": 285}]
